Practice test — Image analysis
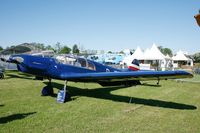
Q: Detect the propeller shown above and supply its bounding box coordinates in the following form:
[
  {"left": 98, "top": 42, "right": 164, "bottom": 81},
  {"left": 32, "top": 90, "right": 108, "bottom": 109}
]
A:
[
  {"left": 0, "top": 56, "right": 24, "bottom": 64},
  {"left": 0, "top": 57, "right": 7, "bottom": 62}
]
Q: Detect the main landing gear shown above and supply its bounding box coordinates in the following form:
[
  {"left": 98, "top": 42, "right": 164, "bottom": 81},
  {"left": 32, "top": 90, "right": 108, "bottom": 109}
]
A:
[
  {"left": 57, "top": 80, "right": 71, "bottom": 103},
  {"left": 0, "top": 69, "right": 4, "bottom": 79},
  {"left": 0, "top": 72, "right": 4, "bottom": 79},
  {"left": 41, "top": 79, "right": 71, "bottom": 103},
  {"left": 41, "top": 79, "right": 54, "bottom": 96},
  {"left": 157, "top": 78, "right": 160, "bottom": 85}
]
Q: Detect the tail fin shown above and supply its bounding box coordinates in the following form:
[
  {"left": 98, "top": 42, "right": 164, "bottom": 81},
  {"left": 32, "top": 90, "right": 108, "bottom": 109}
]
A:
[{"left": 128, "top": 59, "right": 140, "bottom": 71}]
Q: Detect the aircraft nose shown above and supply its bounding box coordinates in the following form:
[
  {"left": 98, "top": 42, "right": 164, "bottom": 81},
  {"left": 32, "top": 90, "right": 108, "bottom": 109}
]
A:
[{"left": 10, "top": 56, "right": 24, "bottom": 64}]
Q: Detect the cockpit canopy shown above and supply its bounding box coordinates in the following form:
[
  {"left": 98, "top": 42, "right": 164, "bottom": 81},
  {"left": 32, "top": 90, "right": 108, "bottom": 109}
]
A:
[{"left": 55, "top": 55, "right": 96, "bottom": 71}]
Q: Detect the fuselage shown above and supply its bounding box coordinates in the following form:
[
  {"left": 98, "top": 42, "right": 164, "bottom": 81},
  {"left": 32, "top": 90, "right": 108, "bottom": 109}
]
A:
[
  {"left": 8, "top": 54, "right": 193, "bottom": 86},
  {"left": 10, "top": 54, "right": 123, "bottom": 79}
]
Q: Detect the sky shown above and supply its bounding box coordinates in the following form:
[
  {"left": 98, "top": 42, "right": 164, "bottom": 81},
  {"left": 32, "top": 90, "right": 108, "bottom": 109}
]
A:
[{"left": 0, "top": 0, "right": 200, "bottom": 54}]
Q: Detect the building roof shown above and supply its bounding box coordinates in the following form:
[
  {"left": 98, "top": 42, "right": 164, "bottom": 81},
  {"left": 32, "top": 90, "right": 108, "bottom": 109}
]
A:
[
  {"left": 0, "top": 45, "right": 31, "bottom": 55},
  {"left": 0, "top": 43, "right": 42, "bottom": 55}
]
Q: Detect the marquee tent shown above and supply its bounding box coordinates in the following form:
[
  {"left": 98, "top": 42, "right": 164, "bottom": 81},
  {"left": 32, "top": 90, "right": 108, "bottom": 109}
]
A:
[
  {"left": 122, "top": 46, "right": 144, "bottom": 65},
  {"left": 131, "top": 46, "right": 144, "bottom": 60},
  {"left": 143, "top": 44, "right": 165, "bottom": 60},
  {"left": 172, "top": 50, "right": 189, "bottom": 61},
  {"left": 172, "top": 50, "right": 193, "bottom": 68}
]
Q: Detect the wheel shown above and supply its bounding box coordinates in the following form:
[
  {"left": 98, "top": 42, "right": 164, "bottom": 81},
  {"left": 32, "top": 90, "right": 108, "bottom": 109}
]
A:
[{"left": 41, "top": 85, "right": 54, "bottom": 96}]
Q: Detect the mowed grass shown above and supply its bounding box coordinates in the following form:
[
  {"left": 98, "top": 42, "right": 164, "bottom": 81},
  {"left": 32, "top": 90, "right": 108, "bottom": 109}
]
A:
[{"left": 0, "top": 70, "right": 200, "bottom": 133}]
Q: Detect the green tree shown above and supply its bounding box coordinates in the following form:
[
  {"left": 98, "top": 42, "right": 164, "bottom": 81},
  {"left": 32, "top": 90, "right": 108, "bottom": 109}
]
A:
[
  {"left": 158, "top": 46, "right": 173, "bottom": 56},
  {"left": 34, "top": 43, "right": 45, "bottom": 50},
  {"left": 72, "top": 44, "right": 79, "bottom": 54},
  {"left": 10, "top": 45, "right": 15, "bottom": 48},
  {"left": 54, "top": 42, "right": 62, "bottom": 53},
  {"left": 131, "top": 49, "right": 135, "bottom": 55},
  {"left": 108, "top": 51, "right": 112, "bottom": 54},
  {"left": 193, "top": 52, "right": 200, "bottom": 63},
  {"left": 0, "top": 46, "right": 3, "bottom": 51},
  {"left": 45, "top": 45, "right": 55, "bottom": 52},
  {"left": 158, "top": 46, "right": 164, "bottom": 53},
  {"left": 163, "top": 48, "right": 173, "bottom": 56},
  {"left": 119, "top": 51, "right": 124, "bottom": 54},
  {"left": 60, "top": 46, "right": 71, "bottom": 54}
]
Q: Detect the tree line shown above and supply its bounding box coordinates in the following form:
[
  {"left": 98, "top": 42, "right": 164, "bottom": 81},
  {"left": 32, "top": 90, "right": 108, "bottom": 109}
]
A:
[
  {"left": 0, "top": 44, "right": 200, "bottom": 63},
  {"left": 53, "top": 42, "right": 79, "bottom": 54},
  {"left": 0, "top": 42, "right": 80, "bottom": 54}
]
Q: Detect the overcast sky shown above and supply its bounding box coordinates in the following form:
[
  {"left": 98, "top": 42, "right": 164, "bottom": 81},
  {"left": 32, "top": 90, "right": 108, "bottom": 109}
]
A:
[{"left": 0, "top": 0, "right": 200, "bottom": 54}]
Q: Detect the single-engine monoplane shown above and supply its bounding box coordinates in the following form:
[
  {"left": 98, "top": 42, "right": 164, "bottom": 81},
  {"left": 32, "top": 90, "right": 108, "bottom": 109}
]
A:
[{"left": 1, "top": 54, "right": 193, "bottom": 102}]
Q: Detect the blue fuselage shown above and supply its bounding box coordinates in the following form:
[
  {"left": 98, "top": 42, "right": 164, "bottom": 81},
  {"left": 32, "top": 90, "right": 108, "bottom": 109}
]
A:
[{"left": 9, "top": 54, "right": 193, "bottom": 85}]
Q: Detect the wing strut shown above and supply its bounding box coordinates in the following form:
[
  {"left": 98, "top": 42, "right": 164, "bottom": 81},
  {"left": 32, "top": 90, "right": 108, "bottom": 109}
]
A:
[{"left": 63, "top": 80, "right": 68, "bottom": 95}]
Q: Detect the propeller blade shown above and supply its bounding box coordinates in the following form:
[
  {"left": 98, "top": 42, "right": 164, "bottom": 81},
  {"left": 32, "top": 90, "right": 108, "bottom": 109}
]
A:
[
  {"left": 12, "top": 57, "right": 24, "bottom": 64},
  {"left": 0, "top": 56, "right": 24, "bottom": 64},
  {"left": 0, "top": 58, "right": 9, "bottom": 62}
]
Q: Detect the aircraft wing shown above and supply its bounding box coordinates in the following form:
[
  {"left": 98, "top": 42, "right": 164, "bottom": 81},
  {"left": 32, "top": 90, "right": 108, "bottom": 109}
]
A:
[{"left": 58, "top": 70, "right": 193, "bottom": 82}]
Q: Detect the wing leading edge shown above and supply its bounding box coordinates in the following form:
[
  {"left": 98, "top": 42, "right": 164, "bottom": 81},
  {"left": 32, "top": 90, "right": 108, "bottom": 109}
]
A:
[{"left": 58, "top": 70, "right": 193, "bottom": 82}]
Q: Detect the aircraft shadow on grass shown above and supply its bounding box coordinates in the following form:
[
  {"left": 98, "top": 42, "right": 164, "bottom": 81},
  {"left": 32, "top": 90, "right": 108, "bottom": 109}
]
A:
[
  {"left": 5, "top": 73, "right": 33, "bottom": 80},
  {"left": 0, "top": 112, "right": 36, "bottom": 124},
  {"left": 140, "top": 83, "right": 161, "bottom": 87},
  {"left": 46, "top": 82, "right": 197, "bottom": 110}
]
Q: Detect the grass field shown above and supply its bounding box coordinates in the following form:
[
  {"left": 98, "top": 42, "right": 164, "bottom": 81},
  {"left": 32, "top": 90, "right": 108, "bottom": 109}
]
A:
[{"left": 0, "top": 70, "right": 200, "bottom": 133}]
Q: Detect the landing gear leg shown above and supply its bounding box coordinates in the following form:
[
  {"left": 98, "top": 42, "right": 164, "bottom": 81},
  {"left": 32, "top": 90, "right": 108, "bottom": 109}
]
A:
[
  {"left": 0, "top": 73, "right": 4, "bottom": 79},
  {"left": 157, "top": 78, "right": 160, "bottom": 85},
  {"left": 41, "top": 78, "right": 54, "bottom": 96},
  {"left": 57, "top": 80, "right": 71, "bottom": 103}
]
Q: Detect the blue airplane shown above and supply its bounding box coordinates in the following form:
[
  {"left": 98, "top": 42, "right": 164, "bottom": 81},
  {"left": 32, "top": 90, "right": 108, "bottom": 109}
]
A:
[{"left": 1, "top": 54, "right": 193, "bottom": 102}]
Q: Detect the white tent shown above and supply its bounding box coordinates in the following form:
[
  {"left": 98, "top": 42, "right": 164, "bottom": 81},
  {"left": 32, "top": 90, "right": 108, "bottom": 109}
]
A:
[
  {"left": 122, "top": 46, "right": 144, "bottom": 64},
  {"left": 122, "top": 44, "right": 175, "bottom": 70},
  {"left": 172, "top": 50, "right": 189, "bottom": 61},
  {"left": 143, "top": 48, "right": 151, "bottom": 60},
  {"left": 123, "top": 49, "right": 131, "bottom": 56},
  {"left": 124, "top": 44, "right": 165, "bottom": 61},
  {"left": 165, "top": 54, "right": 172, "bottom": 60},
  {"left": 142, "top": 44, "right": 166, "bottom": 71},
  {"left": 172, "top": 50, "right": 194, "bottom": 68},
  {"left": 131, "top": 46, "right": 144, "bottom": 60},
  {"left": 160, "top": 54, "right": 173, "bottom": 70},
  {"left": 143, "top": 44, "right": 165, "bottom": 60}
]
